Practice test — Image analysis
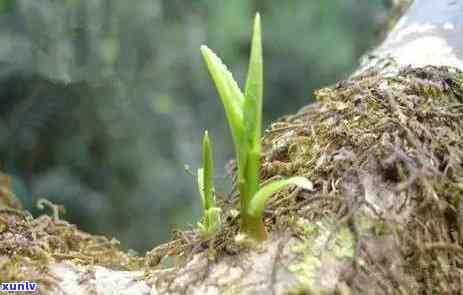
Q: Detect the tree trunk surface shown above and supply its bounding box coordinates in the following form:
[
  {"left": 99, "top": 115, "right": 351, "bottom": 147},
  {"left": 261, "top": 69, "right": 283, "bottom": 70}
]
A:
[{"left": 2, "top": 0, "right": 463, "bottom": 294}]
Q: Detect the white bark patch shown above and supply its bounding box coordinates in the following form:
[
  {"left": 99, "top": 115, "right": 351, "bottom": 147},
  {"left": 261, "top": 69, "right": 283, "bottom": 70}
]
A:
[
  {"left": 392, "top": 23, "right": 434, "bottom": 43},
  {"left": 359, "top": 0, "right": 463, "bottom": 71},
  {"left": 49, "top": 263, "right": 150, "bottom": 295},
  {"left": 388, "top": 37, "right": 463, "bottom": 69},
  {"left": 144, "top": 234, "right": 302, "bottom": 295},
  {"left": 49, "top": 263, "right": 92, "bottom": 295},
  {"left": 94, "top": 266, "right": 150, "bottom": 295}
]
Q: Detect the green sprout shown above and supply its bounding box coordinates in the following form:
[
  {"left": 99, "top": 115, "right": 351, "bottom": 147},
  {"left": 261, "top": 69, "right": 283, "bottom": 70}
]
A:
[
  {"left": 197, "top": 130, "right": 221, "bottom": 239},
  {"left": 201, "top": 13, "right": 313, "bottom": 241}
]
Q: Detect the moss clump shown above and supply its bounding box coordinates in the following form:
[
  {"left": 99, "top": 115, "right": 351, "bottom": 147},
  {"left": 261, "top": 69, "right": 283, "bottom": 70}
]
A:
[
  {"left": 146, "top": 65, "right": 463, "bottom": 293},
  {"left": 260, "top": 65, "right": 463, "bottom": 293},
  {"left": 149, "top": 65, "right": 463, "bottom": 293},
  {"left": 0, "top": 204, "right": 143, "bottom": 293}
]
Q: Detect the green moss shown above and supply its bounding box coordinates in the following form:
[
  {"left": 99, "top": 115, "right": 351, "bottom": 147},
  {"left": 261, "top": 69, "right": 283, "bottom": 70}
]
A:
[{"left": 0, "top": 208, "right": 144, "bottom": 291}]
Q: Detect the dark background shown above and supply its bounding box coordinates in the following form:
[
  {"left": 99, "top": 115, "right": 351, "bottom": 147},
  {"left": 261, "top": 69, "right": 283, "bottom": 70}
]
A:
[{"left": 0, "top": 0, "right": 392, "bottom": 252}]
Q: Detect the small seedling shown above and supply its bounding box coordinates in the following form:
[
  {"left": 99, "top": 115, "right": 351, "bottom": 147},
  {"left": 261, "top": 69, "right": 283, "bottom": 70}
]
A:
[
  {"left": 201, "top": 13, "right": 313, "bottom": 241},
  {"left": 197, "top": 131, "right": 221, "bottom": 239}
]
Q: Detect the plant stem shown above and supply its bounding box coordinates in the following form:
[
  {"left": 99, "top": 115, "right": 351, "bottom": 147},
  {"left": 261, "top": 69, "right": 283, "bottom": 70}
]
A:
[
  {"left": 240, "top": 149, "right": 264, "bottom": 239},
  {"left": 240, "top": 210, "right": 267, "bottom": 241}
]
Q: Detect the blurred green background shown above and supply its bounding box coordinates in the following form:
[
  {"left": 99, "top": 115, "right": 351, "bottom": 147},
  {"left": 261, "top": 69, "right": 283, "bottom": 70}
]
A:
[{"left": 0, "top": 0, "right": 392, "bottom": 252}]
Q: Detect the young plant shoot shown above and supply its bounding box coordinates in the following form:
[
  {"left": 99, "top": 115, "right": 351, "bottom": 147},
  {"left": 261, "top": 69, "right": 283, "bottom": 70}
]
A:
[
  {"left": 197, "top": 131, "right": 221, "bottom": 239},
  {"left": 201, "top": 14, "right": 313, "bottom": 241}
]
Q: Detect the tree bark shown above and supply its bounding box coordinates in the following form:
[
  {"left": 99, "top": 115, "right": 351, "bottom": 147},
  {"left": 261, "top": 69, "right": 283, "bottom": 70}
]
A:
[{"left": 358, "top": 0, "right": 463, "bottom": 72}]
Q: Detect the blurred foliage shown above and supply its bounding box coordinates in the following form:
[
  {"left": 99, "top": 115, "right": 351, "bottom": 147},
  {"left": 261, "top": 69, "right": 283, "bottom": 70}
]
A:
[{"left": 0, "top": 0, "right": 390, "bottom": 251}]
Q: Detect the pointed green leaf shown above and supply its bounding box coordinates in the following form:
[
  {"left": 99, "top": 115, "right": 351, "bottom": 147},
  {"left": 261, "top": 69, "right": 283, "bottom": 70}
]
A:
[
  {"left": 197, "top": 132, "right": 221, "bottom": 239},
  {"left": 244, "top": 13, "right": 263, "bottom": 148},
  {"left": 202, "top": 131, "right": 214, "bottom": 210},
  {"left": 241, "top": 13, "right": 263, "bottom": 205},
  {"left": 200, "top": 46, "right": 245, "bottom": 146},
  {"left": 248, "top": 176, "right": 313, "bottom": 217},
  {"left": 197, "top": 167, "right": 205, "bottom": 206}
]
